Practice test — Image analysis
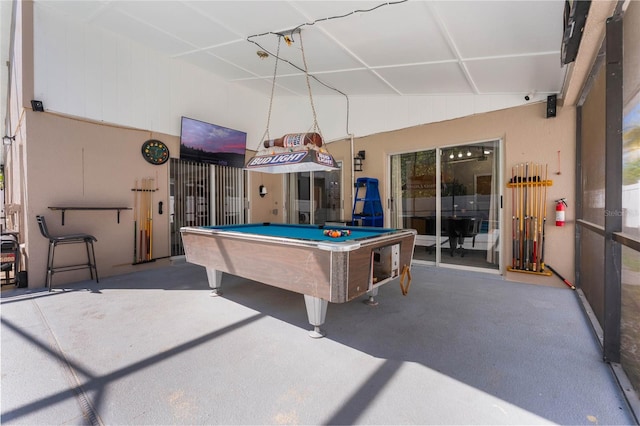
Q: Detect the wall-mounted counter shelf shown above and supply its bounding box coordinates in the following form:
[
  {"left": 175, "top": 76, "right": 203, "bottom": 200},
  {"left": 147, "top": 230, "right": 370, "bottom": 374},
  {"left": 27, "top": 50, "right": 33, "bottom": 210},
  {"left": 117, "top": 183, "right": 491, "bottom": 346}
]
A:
[{"left": 48, "top": 206, "right": 131, "bottom": 225}]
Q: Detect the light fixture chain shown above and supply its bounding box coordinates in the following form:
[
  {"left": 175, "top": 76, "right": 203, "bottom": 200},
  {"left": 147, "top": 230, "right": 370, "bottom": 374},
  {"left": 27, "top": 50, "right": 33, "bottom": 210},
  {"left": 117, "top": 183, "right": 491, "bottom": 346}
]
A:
[
  {"left": 260, "top": 36, "right": 282, "bottom": 148},
  {"left": 299, "top": 32, "right": 322, "bottom": 138}
]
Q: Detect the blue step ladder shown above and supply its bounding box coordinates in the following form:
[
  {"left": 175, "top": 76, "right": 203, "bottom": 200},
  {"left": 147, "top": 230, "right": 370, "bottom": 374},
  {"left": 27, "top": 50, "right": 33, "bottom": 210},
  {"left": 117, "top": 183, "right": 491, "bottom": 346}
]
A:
[{"left": 351, "top": 178, "right": 383, "bottom": 227}]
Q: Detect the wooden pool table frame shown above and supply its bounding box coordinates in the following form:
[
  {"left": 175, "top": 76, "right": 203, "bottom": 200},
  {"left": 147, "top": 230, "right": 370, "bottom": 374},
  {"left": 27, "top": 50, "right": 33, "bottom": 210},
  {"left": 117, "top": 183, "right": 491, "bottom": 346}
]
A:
[{"left": 180, "top": 224, "right": 416, "bottom": 337}]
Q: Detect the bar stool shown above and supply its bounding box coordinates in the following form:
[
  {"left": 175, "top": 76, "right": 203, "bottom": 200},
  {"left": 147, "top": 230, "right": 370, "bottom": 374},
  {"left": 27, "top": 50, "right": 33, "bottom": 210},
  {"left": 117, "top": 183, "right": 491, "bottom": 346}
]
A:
[{"left": 36, "top": 215, "right": 99, "bottom": 291}]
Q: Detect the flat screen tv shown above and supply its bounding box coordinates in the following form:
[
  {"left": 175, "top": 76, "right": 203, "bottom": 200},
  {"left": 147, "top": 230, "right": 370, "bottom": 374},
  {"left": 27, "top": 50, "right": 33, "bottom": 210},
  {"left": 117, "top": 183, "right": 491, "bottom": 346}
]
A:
[
  {"left": 179, "top": 116, "right": 247, "bottom": 168},
  {"left": 561, "top": 0, "right": 591, "bottom": 65}
]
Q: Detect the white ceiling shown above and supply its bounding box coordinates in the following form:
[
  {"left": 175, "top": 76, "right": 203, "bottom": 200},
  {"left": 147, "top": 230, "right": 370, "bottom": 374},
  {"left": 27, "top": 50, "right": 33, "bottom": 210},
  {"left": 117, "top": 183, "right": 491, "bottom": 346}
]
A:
[{"left": 36, "top": 0, "right": 568, "bottom": 99}]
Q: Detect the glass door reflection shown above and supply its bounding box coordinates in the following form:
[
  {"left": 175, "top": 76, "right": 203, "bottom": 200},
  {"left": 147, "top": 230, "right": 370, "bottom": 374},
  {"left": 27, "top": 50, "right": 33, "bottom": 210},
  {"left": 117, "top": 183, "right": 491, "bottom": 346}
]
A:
[
  {"left": 390, "top": 141, "right": 500, "bottom": 271},
  {"left": 390, "top": 150, "right": 437, "bottom": 262},
  {"left": 287, "top": 164, "right": 343, "bottom": 225},
  {"left": 440, "top": 142, "right": 500, "bottom": 269}
]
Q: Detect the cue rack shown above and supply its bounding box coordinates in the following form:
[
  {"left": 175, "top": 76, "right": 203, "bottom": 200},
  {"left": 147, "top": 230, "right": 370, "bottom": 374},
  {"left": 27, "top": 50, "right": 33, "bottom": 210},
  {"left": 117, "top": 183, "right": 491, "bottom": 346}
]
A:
[
  {"left": 506, "top": 162, "right": 552, "bottom": 276},
  {"left": 132, "top": 177, "right": 157, "bottom": 264}
]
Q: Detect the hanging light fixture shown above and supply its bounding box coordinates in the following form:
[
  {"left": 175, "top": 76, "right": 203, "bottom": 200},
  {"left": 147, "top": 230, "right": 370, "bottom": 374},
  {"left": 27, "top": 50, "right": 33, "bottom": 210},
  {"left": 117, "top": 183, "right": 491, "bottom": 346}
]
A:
[{"left": 244, "top": 30, "right": 339, "bottom": 174}]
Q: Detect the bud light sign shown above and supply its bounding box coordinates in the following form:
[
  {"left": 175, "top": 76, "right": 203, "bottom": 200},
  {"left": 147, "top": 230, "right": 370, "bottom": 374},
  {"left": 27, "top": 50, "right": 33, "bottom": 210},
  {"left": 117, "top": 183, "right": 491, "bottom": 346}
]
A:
[
  {"left": 245, "top": 151, "right": 308, "bottom": 168},
  {"left": 316, "top": 151, "right": 335, "bottom": 167}
]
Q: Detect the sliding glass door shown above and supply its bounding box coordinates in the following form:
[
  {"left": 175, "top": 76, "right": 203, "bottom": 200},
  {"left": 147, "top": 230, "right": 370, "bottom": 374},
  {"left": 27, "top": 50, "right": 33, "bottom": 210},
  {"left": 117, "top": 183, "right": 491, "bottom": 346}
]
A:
[
  {"left": 390, "top": 141, "right": 501, "bottom": 271},
  {"left": 390, "top": 150, "right": 437, "bottom": 262}
]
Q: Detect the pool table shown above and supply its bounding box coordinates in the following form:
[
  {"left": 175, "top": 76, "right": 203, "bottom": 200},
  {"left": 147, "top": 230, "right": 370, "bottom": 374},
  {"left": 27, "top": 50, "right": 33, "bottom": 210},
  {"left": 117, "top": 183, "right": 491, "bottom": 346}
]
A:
[{"left": 180, "top": 223, "right": 416, "bottom": 337}]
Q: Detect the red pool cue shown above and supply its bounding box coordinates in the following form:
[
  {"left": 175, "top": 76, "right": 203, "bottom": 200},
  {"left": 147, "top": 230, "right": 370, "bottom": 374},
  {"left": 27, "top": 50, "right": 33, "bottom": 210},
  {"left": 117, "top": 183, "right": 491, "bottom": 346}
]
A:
[{"left": 547, "top": 265, "right": 576, "bottom": 290}]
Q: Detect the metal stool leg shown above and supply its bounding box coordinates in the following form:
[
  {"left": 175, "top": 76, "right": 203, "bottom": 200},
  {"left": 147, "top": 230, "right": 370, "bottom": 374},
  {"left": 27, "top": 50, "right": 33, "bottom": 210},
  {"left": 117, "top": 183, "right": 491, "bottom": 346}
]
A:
[
  {"left": 47, "top": 241, "right": 55, "bottom": 291},
  {"left": 84, "top": 240, "right": 94, "bottom": 280},
  {"left": 85, "top": 239, "right": 99, "bottom": 283}
]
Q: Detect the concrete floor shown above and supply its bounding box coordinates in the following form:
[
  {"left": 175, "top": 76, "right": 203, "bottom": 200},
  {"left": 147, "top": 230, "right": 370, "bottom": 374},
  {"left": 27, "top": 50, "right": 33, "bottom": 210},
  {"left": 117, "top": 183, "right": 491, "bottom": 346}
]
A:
[{"left": 1, "top": 262, "right": 637, "bottom": 425}]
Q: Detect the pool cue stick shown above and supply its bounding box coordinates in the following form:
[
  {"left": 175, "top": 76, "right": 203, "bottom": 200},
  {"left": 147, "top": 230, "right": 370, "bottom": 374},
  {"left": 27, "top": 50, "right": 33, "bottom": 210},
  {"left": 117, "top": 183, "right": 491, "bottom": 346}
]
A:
[
  {"left": 511, "top": 165, "right": 516, "bottom": 269},
  {"left": 149, "top": 178, "right": 153, "bottom": 260},
  {"left": 145, "top": 177, "right": 149, "bottom": 260},
  {"left": 144, "top": 177, "right": 149, "bottom": 260},
  {"left": 519, "top": 164, "right": 524, "bottom": 269},
  {"left": 142, "top": 178, "right": 149, "bottom": 261},
  {"left": 144, "top": 177, "right": 150, "bottom": 260},
  {"left": 537, "top": 164, "right": 544, "bottom": 271},
  {"left": 524, "top": 162, "right": 530, "bottom": 269},
  {"left": 529, "top": 162, "right": 534, "bottom": 270},
  {"left": 540, "top": 164, "right": 548, "bottom": 272},
  {"left": 513, "top": 164, "right": 520, "bottom": 269},
  {"left": 137, "top": 178, "right": 142, "bottom": 262},
  {"left": 149, "top": 177, "right": 154, "bottom": 260},
  {"left": 133, "top": 179, "right": 138, "bottom": 263},
  {"left": 532, "top": 163, "right": 536, "bottom": 269},
  {"left": 531, "top": 164, "right": 537, "bottom": 271},
  {"left": 527, "top": 163, "right": 533, "bottom": 270},
  {"left": 547, "top": 264, "right": 576, "bottom": 290},
  {"left": 537, "top": 164, "right": 543, "bottom": 270},
  {"left": 138, "top": 178, "right": 143, "bottom": 262},
  {"left": 522, "top": 163, "right": 528, "bottom": 270},
  {"left": 140, "top": 178, "right": 146, "bottom": 261}
]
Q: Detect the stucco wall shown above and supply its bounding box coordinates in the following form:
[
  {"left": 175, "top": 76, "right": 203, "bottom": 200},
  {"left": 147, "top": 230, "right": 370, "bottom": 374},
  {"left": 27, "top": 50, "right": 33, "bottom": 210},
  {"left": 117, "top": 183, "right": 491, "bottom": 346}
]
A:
[
  {"left": 12, "top": 1, "right": 576, "bottom": 290},
  {"left": 24, "top": 111, "right": 178, "bottom": 286},
  {"left": 339, "top": 101, "right": 576, "bottom": 287}
]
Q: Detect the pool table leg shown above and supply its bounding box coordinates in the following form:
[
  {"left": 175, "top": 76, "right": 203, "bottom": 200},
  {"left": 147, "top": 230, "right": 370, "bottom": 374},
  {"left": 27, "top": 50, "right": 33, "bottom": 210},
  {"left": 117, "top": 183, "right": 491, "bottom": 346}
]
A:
[
  {"left": 206, "top": 267, "right": 223, "bottom": 296},
  {"left": 363, "top": 286, "right": 379, "bottom": 306},
  {"left": 303, "top": 295, "right": 328, "bottom": 338}
]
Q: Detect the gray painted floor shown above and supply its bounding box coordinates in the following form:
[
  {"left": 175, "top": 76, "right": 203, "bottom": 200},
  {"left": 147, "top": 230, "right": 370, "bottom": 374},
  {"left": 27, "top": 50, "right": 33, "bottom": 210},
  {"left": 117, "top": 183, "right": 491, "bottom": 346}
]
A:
[{"left": 1, "top": 262, "right": 637, "bottom": 425}]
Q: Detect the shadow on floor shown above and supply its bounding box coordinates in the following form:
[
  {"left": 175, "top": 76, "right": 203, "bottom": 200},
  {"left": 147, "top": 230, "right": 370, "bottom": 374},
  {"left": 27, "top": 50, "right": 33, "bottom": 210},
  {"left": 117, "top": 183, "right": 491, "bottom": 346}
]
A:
[{"left": 1, "top": 262, "right": 636, "bottom": 425}]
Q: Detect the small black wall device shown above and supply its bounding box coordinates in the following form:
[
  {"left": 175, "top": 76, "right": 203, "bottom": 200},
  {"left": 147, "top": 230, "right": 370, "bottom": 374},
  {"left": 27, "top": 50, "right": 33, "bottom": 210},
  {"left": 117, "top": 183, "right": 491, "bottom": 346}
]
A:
[{"left": 546, "top": 94, "right": 557, "bottom": 118}]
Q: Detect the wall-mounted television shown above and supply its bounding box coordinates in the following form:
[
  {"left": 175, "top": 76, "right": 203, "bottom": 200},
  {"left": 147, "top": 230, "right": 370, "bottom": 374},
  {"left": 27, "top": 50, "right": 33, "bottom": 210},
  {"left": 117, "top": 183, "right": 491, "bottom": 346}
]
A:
[
  {"left": 179, "top": 116, "right": 247, "bottom": 168},
  {"left": 561, "top": 0, "right": 591, "bottom": 65}
]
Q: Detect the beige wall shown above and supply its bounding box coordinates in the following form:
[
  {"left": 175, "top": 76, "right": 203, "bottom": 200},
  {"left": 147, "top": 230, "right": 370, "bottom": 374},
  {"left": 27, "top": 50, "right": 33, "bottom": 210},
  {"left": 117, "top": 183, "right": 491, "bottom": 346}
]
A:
[
  {"left": 20, "top": 101, "right": 575, "bottom": 289},
  {"left": 11, "top": 0, "right": 576, "bottom": 290},
  {"left": 23, "top": 111, "right": 178, "bottom": 286},
  {"left": 249, "top": 170, "right": 285, "bottom": 223},
  {"left": 335, "top": 102, "right": 576, "bottom": 288}
]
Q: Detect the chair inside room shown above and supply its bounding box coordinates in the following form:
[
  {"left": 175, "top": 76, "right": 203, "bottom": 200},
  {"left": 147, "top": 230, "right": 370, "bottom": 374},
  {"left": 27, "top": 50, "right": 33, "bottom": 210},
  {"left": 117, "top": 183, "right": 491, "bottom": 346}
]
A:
[
  {"left": 448, "top": 217, "right": 480, "bottom": 257},
  {"left": 36, "top": 215, "right": 99, "bottom": 291},
  {"left": 1, "top": 232, "right": 21, "bottom": 287}
]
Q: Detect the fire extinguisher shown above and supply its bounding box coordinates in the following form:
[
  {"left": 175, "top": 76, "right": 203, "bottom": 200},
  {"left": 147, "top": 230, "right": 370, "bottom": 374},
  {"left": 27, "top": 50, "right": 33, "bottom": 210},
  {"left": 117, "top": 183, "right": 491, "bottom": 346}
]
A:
[{"left": 556, "top": 198, "right": 567, "bottom": 226}]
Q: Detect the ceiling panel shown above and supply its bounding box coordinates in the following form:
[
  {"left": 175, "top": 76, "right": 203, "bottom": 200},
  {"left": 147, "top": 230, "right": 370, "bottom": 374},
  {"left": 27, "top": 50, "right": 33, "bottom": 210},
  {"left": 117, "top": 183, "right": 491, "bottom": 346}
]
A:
[
  {"left": 231, "top": 27, "right": 366, "bottom": 76},
  {"left": 302, "top": 1, "right": 456, "bottom": 67},
  {"left": 179, "top": 51, "right": 257, "bottom": 81},
  {"left": 376, "top": 62, "right": 474, "bottom": 94},
  {"left": 308, "top": 69, "right": 399, "bottom": 96},
  {"left": 187, "top": 1, "right": 308, "bottom": 37},
  {"left": 91, "top": 7, "right": 196, "bottom": 56},
  {"left": 199, "top": 40, "right": 280, "bottom": 79},
  {"left": 466, "top": 54, "right": 565, "bottom": 93},
  {"left": 35, "top": 1, "right": 109, "bottom": 21},
  {"left": 435, "top": 1, "right": 565, "bottom": 58},
  {"left": 111, "top": 1, "right": 240, "bottom": 48},
  {"left": 232, "top": 78, "right": 300, "bottom": 97},
  {"left": 260, "top": 73, "right": 355, "bottom": 97},
  {"left": 33, "top": 0, "right": 569, "bottom": 101}
]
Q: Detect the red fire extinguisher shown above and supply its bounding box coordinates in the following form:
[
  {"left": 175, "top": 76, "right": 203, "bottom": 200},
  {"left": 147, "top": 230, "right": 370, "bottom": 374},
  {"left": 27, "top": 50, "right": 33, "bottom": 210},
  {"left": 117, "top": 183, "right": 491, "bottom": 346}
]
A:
[{"left": 556, "top": 198, "right": 567, "bottom": 226}]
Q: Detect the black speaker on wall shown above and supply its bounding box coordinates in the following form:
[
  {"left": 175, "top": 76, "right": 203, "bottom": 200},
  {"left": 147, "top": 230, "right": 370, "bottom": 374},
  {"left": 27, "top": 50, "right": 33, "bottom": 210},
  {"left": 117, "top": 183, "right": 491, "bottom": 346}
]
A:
[
  {"left": 546, "top": 94, "right": 557, "bottom": 118},
  {"left": 30, "top": 100, "right": 44, "bottom": 112}
]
